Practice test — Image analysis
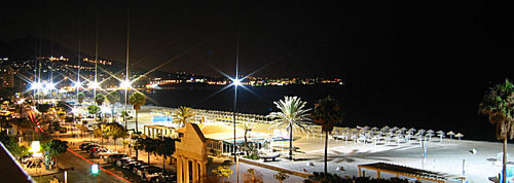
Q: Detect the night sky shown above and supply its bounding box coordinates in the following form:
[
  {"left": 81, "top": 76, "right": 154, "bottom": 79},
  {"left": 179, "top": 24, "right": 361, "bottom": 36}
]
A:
[{"left": 2, "top": 1, "right": 514, "bottom": 140}]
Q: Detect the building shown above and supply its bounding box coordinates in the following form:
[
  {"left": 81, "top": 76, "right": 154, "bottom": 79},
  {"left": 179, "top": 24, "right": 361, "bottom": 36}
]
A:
[{"left": 0, "top": 65, "right": 15, "bottom": 88}]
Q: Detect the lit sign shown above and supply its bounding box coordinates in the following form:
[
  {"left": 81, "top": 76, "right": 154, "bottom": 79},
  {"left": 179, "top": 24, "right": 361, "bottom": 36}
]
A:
[{"left": 91, "top": 164, "right": 99, "bottom": 175}]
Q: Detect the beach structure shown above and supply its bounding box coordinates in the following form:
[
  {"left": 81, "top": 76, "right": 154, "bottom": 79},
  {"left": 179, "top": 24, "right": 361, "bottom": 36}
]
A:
[
  {"left": 175, "top": 122, "right": 273, "bottom": 156},
  {"left": 143, "top": 124, "right": 179, "bottom": 138},
  {"left": 174, "top": 123, "right": 209, "bottom": 183},
  {"left": 357, "top": 162, "right": 449, "bottom": 183}
]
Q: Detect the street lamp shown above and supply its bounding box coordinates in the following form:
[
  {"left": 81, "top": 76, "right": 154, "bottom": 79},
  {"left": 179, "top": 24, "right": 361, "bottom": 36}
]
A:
[
  {"left": 119, "top": 80, "right": 131, "bottom": 130},
  {"left": 231, "top": 77, "right": 242, "bottom": 160},
  {"left": 88, "top": 81, "right": 100, "bottom": 90},
  {"left": 230, "top": 77, "right": 243, "bottom": 183}
]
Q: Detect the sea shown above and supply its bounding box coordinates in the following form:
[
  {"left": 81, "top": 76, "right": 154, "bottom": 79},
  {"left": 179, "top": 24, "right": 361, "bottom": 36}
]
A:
[{"left": 143, "top": 84, "right": 498, "bottom": 142}]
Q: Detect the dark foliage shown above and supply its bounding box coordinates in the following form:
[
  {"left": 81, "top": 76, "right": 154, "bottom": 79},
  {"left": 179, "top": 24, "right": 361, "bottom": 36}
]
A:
[{"left": 304, "top": 172, "right": 421, "bottom": 183}]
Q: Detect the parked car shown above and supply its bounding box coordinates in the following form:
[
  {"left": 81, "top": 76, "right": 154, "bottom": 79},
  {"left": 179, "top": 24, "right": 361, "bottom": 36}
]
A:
[
  {"left": 135, "top": 165, "right": 151, "bottom": 177},
  {"left": 90, "top": 149, "right": 115, "bottom": 158},
  {"left": 83, "top": 144, "right": 100, "bottom": 152},
  {"left": 152, "top": 171, "right": 176, "bottom": 183},
  {"left": 105, "top": 154, "right": 128, "bottom": 164},
  {"left": 79, "top": 143, "right": 96, "bottom": 150},
  {"left": 123, "top": 160, "right": 144, "bottom": 170},
  {"left": 88, "top": 146, "right": 106, "bottom": 153},
  {"left": 141, "top": 166, "right": 163, "bottom": 181},
  {"left": 116, "top": 157, "right": 137, "bottom": 167},
  {"left": 132, "top": 163, "right": 149, "bottom": 174}
]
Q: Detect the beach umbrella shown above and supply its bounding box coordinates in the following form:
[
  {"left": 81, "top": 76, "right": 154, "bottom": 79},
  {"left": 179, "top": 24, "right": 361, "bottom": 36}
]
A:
[
  {"left": 426, "top": 130, "right": 435, "bottom": 141},
  {"left": 436, "top": 130, "right": 444, "bottom": 136},
  {"left": 409, "top": 127, "right": 416, "bottom": 132},
  {"left": 447, "top": 131, "right": 455, "bottom": 140},
  {"left": 400, "top": 127, "right": 407, "bottom": 132},
  {"left": 406, "top": 130, "right": 413, "bottom": 136},
  {"left": 437, "top": 132, "right": 445, "bottom": 142},
  {"left": 455, "top": 133, "right": 464, "bottom": 140}
]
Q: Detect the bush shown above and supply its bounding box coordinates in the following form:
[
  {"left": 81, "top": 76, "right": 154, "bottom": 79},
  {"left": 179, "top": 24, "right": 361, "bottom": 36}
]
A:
[{"left": 304, "top": 172, "right": 421, "bottom": 183}]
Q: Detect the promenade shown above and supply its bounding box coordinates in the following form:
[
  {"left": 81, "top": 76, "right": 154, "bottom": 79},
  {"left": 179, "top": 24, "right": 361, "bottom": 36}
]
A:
[{"left": 79, "top": 105, "right": 505, "bottom": 182}]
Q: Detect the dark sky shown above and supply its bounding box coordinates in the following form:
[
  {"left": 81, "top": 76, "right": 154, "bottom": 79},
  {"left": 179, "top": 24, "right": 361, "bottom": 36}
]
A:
[
  {"left": 2, "top": 1, "right": 514, "bottom": 140},
  {"left": 2, "top": 0, "right": 510, "bottom": 79}
]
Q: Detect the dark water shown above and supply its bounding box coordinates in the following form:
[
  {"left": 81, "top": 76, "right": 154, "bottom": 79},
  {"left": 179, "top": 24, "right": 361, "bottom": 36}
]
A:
[{"left": 145, "top": 85, "right": 497, "bottom": 142}]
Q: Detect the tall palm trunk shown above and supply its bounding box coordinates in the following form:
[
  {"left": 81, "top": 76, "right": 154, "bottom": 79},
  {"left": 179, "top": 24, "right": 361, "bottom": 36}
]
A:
[
  {"left": 135, "top": 110, "right": 139, "bottom": 133},
  {"left": 503, "top": 138, "right": 507, "bottom": 183},
  {"left": 324, "top": 131, "right": 329, "bottom": 178},
  {"left": 289, "top": 125, "right": 293, "bottom": 160},
  {"left": 148, "top": 152, "right": 151, "bottom": 164}
]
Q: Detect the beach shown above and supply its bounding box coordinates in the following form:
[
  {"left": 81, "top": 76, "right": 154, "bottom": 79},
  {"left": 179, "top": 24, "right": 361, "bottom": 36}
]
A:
[{"left": 108, "top": 105, "right": 504, "bottom": 182}]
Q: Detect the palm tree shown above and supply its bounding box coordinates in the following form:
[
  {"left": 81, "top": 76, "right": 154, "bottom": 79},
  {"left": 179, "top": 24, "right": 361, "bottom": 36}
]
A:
[
  {"left": 128, "top": 92, "right": 146, "bottom": 133},
  {"left": 267, "top": 96, "right": 312, "bottom": 160},
  {"left": 480, "top": 79, "right": 514, "bottom": 183},
  {"left": 172, "top": 106, "right": 196, "bottom": 127},
  {"left": 95, "top": 93, "right": 105, "bottom": 106},
  {"left": 312, "top": 96, "right": 342, "bottom": 178},
  {"left": 77, "top": 92, "right": 85, "bottom": 105},
  {"left": 106, "top": 91, "right": 120, "bottom": 122}
]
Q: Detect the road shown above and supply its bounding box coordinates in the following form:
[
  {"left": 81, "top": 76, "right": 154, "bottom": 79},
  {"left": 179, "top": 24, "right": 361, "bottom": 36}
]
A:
[{"left": 50, "top": 150, "right": 130, "bottom": 183}]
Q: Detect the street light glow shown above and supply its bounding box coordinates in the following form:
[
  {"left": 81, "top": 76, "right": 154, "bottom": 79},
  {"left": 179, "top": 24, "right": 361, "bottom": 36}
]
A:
[
  {"left": 73, "top": 81, "right": 82, "bottom": 88},
  {"left": 119, "top": 80, "right": 131, "bottom": 89},
  {"left": 231, "top": 78, "right": 243, "bottom": 86},
  {"left": 88, "top": 81, "right": 100, "bottom": 89},
  {"left": 30, "top": 82, "right": 43, "bottom": 90},
  {"left": 45, "top": 82, "right": 56, "bottom": 90}
]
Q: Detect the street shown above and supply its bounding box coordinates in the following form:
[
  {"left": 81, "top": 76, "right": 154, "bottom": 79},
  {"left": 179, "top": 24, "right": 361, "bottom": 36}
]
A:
[{"left": 37, "top": 149, "right": 131, "bottom": 183}]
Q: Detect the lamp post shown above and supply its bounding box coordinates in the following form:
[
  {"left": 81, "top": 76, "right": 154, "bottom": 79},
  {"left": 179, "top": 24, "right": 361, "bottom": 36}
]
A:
[
  {"left": 231, "top": 78, "right": 241, "bottom": 183},
  {"left": 232, "top": 78, "right": 240, "bottom": 159},
  {"left": 120, "top": 80, "right": 130, "bottom": 130}
]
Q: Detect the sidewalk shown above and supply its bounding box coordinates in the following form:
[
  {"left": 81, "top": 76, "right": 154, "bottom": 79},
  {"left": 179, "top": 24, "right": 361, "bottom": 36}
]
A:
[{"left": 24, "top": 165, "right": 60, "bottom": 177}]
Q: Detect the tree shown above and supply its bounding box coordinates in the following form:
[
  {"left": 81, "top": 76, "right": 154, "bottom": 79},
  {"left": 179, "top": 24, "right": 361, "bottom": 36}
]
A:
[
  {"left": 105, "top": 123, "right": 128, "bottom": 150},
  {"left": 95, "top": 93, "right": 106, "bottom": 106},
  {"left": 312, "top": 96, "right": 343, "bottom": 179},
  {"left": 143, "top": 138, "right": 157, "bottom": 164},
  {"left": 212, "top": 166, "right": 233, "bottom": 183},
  {"left": 155, "top": 137, "right": 177, "bottom": 171},
  {"left": 479, "top": 79, "right": 514, "bottom": 183},
  {"left": 172, "top": 106, "right": 196, "bottom": 127},
  {"left": 93, "top": 124, "right": 109, "bottom": 144},
  {"left": 106, "top": 91, "right": 120, "bottom": 122},
  {"left": 267, "top": 96, "right": 312, "bottom": 160},
  {"left": 76, "top": 124, "right": 89, "bottom": 139},
  {"left": 42, "top": 140, "right": 69, "bottom": 168},
  {"left": 273, "top": 171, "right": 289, "bottom": 183},
  {"left": 87, "top": 105, "right": 101, "bottom": 120},
  {"left": 0, "top": 132, "right": 29, "bottom": 159},
  {"left": 128, "top": 92, "right": 146, "bottom": 133},
  {"left": 77, "top": 92, "right": 85, "bottom": 105},
  {"left": 243, "top": 168, "right": 263, "bottom": 183},
  {"left": 133, "top": 135, "right": 145, "bottom": 160}
]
